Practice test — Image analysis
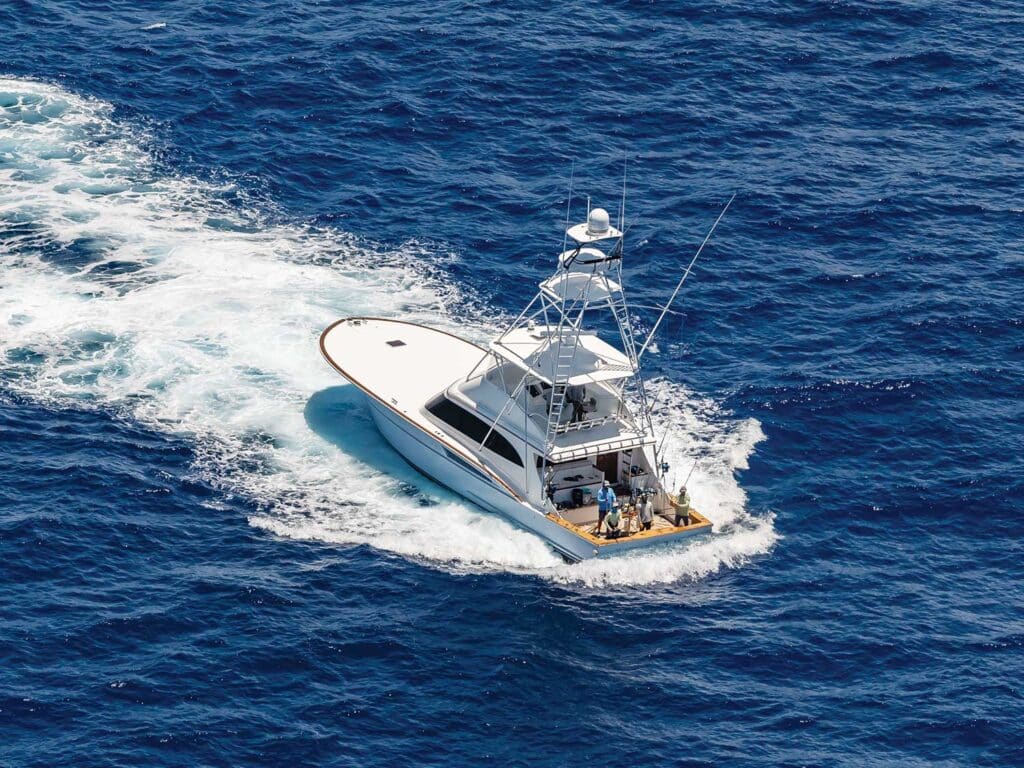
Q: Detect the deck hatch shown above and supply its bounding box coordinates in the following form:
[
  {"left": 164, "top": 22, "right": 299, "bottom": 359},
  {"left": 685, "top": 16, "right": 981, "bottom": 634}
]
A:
[{"left": 386, "top": 339, "right": 406, "bottom": 347}]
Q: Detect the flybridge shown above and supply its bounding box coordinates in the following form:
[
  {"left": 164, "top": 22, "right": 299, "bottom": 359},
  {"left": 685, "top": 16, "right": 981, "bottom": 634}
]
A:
[{"left": 488, "top": 328, "right": 635, "bottom": 386}]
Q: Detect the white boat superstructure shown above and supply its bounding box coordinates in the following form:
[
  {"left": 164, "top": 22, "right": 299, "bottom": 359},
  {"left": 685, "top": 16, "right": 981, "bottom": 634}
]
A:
[{"left": 321, "top": 200, "right": 713, "bottom": 561}]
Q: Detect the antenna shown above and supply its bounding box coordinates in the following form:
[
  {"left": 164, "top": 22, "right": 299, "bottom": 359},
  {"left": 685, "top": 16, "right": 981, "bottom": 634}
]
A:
[
  {"left": 561, "top": 159, "right": 575, "bottom": 254},
  {"left": 619, "top": 155, "right": 627, "bottom": 231},
  {"left": 638, "top": 192, "right": 736, "bottom": 360}
]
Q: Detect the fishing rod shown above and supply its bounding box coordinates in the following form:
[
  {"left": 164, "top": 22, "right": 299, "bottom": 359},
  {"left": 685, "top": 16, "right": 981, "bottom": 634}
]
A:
[
  {"left": 666, "top": 457, "right": 700, "bottom": 502},
  {"left": 637, "top": 192, "right": 736, "bottom": 360},
  {"left": 681, "top": 456, "right": 699, "bottom": 487}
]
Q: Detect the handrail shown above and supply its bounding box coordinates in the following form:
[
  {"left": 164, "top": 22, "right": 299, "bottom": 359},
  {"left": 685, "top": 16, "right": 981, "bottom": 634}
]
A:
[{"left": 553, "top": 414, "right": 617, "bottom": 434}]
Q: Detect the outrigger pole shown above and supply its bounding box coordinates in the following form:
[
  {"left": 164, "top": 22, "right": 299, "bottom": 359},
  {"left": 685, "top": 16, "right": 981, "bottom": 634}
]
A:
[
  {"left": 561, "top": 159, "right": 575, "bottom": 255},
  {"left": 637, "top": 193, "right": 736, "bottom": 361}
]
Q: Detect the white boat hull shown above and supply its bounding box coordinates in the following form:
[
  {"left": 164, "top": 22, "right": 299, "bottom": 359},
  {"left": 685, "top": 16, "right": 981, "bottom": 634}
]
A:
[
  {"left": 320, "top": 316, "right": 713, "bottom": 563},
  {"left": 367, "top": 398, "right": 600, "bottom": 561}
]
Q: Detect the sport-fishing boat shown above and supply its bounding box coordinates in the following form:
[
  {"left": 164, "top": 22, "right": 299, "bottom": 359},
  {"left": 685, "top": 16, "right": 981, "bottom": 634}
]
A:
[{"left": 320, "top": 198, "right": 719, "bottom": 562}]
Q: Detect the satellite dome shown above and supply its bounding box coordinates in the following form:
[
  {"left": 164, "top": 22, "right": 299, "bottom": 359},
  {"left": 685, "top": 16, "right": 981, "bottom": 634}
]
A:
[
  {"left": 566, "top": 203, "right": 622, "bottom": 243},
  {"left": 587, "top": 207, "right": 611, "bottom": 235}
]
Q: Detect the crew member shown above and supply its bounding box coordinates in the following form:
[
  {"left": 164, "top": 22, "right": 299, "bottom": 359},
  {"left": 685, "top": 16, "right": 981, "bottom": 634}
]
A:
[
  {"left": 674, "top": 485, "right": 691, "bottom": 527},
  {"left": 605, "top": 503, "right": 621, "bottom": 539},
  {"left": 596, "top": 480, "right": 616, "bottom": 534},
  {"left": 638, "top": 492, "right": 653, "bottom": 531},
  {"left": 566, "top": 384, "right": 586, "bottom": 423}
]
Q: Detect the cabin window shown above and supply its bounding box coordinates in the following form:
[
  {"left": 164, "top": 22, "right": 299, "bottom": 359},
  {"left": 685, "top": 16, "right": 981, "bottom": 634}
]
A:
[
  {"left": 426, "top": 396, "right": 523, "bottom": 467},
  {"left": 528, "top": 382, "right": 552, "bottom": 398}
]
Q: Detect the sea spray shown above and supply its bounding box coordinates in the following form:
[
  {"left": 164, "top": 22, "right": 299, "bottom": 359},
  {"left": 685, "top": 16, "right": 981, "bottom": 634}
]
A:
[{"left": 0, "top": 77, "right": 776, "bottom": 582}]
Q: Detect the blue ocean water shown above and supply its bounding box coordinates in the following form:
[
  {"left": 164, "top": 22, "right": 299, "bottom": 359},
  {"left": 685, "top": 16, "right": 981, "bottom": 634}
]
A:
[{"left": 1, "top": 0, "right": 1022, "bottom": 765}]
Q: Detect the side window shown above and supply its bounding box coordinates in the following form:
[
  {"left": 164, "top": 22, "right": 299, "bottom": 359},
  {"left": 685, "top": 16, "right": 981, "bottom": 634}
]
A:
[{"left": 426, "top": 396, "right": 523, "bottom": 467}]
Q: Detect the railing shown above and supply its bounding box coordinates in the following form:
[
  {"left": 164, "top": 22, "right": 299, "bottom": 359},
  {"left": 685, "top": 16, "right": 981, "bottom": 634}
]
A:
[
  {"left": 553, "top": 414, "right": 617, "bottom": 434},
  {"left": 548, "top": 434, "right": 654, "bottom": 463}
]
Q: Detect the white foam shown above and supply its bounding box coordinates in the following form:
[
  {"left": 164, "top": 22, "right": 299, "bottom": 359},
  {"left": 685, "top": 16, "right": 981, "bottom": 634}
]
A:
[{"left": 0, "top": 77, "right": 776, "bottom": 584}]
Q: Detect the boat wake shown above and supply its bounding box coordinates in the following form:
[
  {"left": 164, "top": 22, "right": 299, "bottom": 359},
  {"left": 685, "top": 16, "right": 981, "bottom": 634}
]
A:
[{"left": 0, "top": 77, "right": 777, "bottom": 587}]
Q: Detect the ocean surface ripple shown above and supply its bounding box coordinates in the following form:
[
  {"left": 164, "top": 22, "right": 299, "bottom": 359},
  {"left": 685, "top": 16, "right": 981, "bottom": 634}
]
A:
[{"left": 1, "top": 1, "right": 1021, "bottom": 766}]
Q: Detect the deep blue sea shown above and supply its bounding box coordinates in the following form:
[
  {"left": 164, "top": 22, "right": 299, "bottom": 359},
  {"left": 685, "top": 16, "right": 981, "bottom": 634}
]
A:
[{"left": 1, "top": 1, "right": 1022, "bottom": 765}]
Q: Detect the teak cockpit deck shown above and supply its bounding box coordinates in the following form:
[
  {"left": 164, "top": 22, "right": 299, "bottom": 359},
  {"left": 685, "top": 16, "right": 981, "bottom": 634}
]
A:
[{"left": 547, "top": 497, "right": 712, "bottom": 550}]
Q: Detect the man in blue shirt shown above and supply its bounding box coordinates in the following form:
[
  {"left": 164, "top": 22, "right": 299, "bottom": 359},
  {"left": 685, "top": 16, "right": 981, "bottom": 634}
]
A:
[{"left": 596, "top": 480, "right": 616, "bottom": 535}]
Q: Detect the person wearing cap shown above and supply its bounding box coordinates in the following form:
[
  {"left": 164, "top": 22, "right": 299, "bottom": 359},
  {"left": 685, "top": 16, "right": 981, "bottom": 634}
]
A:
[
  {"left": 596, "top": 480, "right": 616, "bottom": 534},
  {"left": 674, "top": 485, "right": 691, "bottom": 527},
  {"left": 638, "top": 492, "right": 654, "bottom": 531}
]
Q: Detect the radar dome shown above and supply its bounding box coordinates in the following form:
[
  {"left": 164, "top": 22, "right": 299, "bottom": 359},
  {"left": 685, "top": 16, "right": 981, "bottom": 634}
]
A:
[{"left": 586, "top": 207, "right": 611, "bottom": 235}]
